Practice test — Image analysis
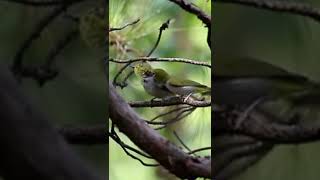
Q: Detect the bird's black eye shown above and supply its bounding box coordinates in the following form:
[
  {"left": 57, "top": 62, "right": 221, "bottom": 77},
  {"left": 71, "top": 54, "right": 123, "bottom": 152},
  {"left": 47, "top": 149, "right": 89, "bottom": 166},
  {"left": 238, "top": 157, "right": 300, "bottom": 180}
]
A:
[{"left": 145, "top": 71, "right": 154, "bottom": 76}]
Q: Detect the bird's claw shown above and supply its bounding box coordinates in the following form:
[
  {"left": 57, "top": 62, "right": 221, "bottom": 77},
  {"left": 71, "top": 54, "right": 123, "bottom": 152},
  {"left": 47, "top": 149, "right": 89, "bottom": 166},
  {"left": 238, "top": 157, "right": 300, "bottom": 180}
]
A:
[
  {"left": 183, "top": 93, "right": 193, "bottom": 103},
  {"left": 150, "top": 97, "right": 157, "bottom": 103}
]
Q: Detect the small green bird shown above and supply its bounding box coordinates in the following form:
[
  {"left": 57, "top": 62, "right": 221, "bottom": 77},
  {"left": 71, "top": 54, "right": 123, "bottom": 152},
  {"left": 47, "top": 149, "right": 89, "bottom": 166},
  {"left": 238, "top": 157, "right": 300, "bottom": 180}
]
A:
[
  {"left": 134, "top": 62, "right": 211, "bottom": 100},
  {"left": 134, "top": 62, "right": 173, "bottom": 98}
]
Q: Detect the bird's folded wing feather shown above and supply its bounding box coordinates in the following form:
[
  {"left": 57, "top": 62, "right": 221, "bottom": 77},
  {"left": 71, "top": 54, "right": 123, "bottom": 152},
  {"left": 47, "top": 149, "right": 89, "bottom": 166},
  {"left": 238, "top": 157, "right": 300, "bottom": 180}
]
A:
[{"left": 168, "top": 78, "right": 207, "bottom": 87}]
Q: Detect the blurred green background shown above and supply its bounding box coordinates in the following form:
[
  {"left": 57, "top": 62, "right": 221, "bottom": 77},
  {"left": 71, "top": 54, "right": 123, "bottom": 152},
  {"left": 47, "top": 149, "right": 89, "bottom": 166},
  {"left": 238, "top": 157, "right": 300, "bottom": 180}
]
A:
[
  {"left": 0, "top": 0, "right": 107, "bottom": 178},
  {"left": 109, "top": 0, "right": 211, "bottom": 179},
  {"left": 214, "top": 0, "right": 320, "bottom": 179}
]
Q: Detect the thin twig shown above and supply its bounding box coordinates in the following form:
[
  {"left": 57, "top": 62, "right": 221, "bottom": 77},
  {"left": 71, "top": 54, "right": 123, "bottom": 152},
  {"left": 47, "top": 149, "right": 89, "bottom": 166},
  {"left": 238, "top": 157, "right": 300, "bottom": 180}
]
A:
[
  {"left": 188, "top": 147, "right": 211, "bottom": 155},
  {"left": 150, "top": 105, "right": 190, "bottom": 122},
  {"left": 109, "top": 133, "right": 159, "bottom": 166},
  {"left": 147, "top": 106, "right": 194, "bottom": 125},
  {"left": 154, "top": 107, "right": 195, "bottom": 130},
  {"left": 110, "top": 122, "right": 158, "bottom": 166},
  {"left": 109, "top": 19, "right": 140, "bottom": 32},
  {"left": 112, "top": 63, "right": 133, "bottom": 88},
  {"left": 146, "top": 19, "right": 171, "bottom": 57},
  {"left": 173, "top": 131, "right": 192, "bottom": 152},
  {"left": 110, "top": 124, "right": 153, "bottom": 159},
  {"left": 120, "top": 69, "right": 134, "bottom": 87}
]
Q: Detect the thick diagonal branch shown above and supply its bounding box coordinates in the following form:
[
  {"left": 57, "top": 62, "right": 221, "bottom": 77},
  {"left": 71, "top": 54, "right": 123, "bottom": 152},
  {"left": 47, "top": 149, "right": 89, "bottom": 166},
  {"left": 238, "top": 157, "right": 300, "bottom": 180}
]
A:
[
  {"left": 0, "top": 65, "right": 102, "bottom": 180},
  {"left": 109, "top": 82, "right": 211, "bottom": 179}
]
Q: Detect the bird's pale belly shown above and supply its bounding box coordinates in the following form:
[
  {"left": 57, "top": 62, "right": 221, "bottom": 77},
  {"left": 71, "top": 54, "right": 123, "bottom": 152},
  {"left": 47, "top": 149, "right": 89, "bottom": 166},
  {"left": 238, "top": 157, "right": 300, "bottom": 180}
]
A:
[
  {"left": 167, "top": 85, "right": 195, "bottom": 96},
  {"left": 143, "top": 79, "right": 171, "bottom": 98}
]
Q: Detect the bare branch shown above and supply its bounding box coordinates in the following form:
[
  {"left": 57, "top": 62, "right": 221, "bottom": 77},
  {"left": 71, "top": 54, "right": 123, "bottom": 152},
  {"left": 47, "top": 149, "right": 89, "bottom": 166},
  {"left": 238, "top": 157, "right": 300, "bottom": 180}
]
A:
[
  {"left": 1, "top": 0, "right": 85, "bottom": 6},
  {"left": 173, "top": 131, "right": 192, "bottom": 152},
  {"left": 129, "top": 96, "right": 211, "bottom": 108},
  {"left": 59, "top": 125, "right": 107, "bottom": 145},
  {"left": 112, "top": 62, "right": 133, "bottom": 88},
  {"left": 188, "top": 147, "right": 211, "bottom": 155},
  {"left": 214, "top": 107, "right": 320, "bottom": 144},
  {"left": 150, "top": 105, "right": 190, "bottom": 121},
  {"left": 151, "top": 107, "right": 195, "bottom": 129},
  {"left": 109, "top": 126, "right": 159, "bottom": 167},
  {"left": 215, "top": 0, "right": 320, "bottom": 23},
  {"left": 110, "top": 57, "right": 211, "bottom": 68},
  {"left": 109, "top": 18, "right": 140, "bottom": 32},
  {"left": 168, "top": 0, "right": 211, "bottom": 27},
  {"left": 167, "top": 0, "right": 211, "bottom": 49},
  {"left": 109, "top": 81, "right": 211, "bottom": 179},
  {"left": 146, "top": 19, "right": 171, "bottom": 57}
]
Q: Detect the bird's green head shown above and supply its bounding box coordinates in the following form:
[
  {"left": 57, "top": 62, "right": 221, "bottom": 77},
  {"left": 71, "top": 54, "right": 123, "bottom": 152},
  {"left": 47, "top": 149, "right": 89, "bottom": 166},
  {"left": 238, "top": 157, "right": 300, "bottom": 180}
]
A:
[
  {"left": 153, "top": 69, "right": 170, "bottom": 82},
  {"left": 133, "top": 62, "right": 154, "bottom": 78}
]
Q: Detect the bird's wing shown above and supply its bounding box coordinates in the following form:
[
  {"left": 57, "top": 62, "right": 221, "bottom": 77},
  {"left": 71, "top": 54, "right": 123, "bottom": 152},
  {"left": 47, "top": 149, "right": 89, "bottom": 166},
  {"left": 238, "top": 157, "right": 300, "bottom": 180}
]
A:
[
  {"left": 168, "top": 78, "right": 208, "bottom": 88},
  {"left": 155, "top": 82, "right": 171, "bottom": 92},
  {"left": 154, "top": 69, "right": 170, "bottom": 84}
]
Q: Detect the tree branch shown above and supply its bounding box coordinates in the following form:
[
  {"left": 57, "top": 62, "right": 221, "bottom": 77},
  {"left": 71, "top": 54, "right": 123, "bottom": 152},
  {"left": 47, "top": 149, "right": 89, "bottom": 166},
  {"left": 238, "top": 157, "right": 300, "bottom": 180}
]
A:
[
  {"left": 110, "top": 57, "right": 211, "bottom": 68},
  {"left": 129, "top": 96, "right": 211, "bottom": 108},
  {"left": 146, "top": 19, "right": 171, "bottom": 57},
  {"left": 167, "top": 0, "right": 211, "bottom": 50},
  {"left": 168, "top": 0, "right": 211, "bottom": 27},
  {"left": 1, "top": 0, "right": 85, "bottom": 6},
  {"left": 0, "top": 65, "right": 102, "bottom": 180},
  {"left": 59, "top": 126, "right": 107, "bottom": 145},
  {"left": 109, "top": 19, "right": 140, "bottom": 32},
  {"left": 214, "top": 0, "right": 320, "bottom": 23},
  {"left": 214, "top": 107, "right": 320, "bottom": 144},
  {"left": 109, "top": 82, "right": 211, "bottom": 179}
]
